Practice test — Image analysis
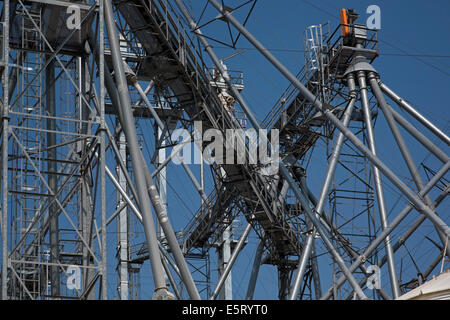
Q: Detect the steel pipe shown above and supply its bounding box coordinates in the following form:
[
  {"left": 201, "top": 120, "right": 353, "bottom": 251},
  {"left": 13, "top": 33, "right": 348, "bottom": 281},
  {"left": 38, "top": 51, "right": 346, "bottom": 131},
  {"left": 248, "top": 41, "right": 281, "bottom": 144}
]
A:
[
  {"left": 320, "top": 160, "right": 450, "bottom": 299},
  {"left": 89, "top": 29, "right": 200, "bottom": 299},
  {"left": 210, "top": 223, "right": 252, "bottom": 300},
  {"left": 369, "top": 73, "right": 450, "bottom": 260},
  {"left": 344, "top": 185, "right": 449, "bottom": 300},
  {"left": 289, "top": 73, "right": 358, "bottom": 300},
  {"left": 245, "top": 239, "right": 264, "bottom": 300},
  {"left": 379, "top": 80, "right": 450, "bottom": 146},
  {"left": 104, "top": 0, "right": 169, "bottom": 297},
  {"left": 358, "top": 71, "right": 400, "bottom": 298}
]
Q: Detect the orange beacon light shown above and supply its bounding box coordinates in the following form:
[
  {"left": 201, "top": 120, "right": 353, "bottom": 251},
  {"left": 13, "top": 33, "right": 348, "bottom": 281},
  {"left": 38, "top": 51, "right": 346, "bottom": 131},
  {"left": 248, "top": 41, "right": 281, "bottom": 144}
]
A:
[{"left": 340, "top": 9, "right": 350, "bottom": 37}]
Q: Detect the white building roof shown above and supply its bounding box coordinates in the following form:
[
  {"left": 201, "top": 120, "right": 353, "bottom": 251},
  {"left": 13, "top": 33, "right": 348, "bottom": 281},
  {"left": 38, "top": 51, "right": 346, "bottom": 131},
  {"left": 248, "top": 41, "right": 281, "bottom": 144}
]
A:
[{"left": 397, "top": 269, "right": 450, "bottom": 300}]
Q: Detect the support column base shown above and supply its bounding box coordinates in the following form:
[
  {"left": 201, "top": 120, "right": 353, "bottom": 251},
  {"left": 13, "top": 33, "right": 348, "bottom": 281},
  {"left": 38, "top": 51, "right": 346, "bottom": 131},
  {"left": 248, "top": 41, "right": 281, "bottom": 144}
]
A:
[{"left": 152, "top": 287, "right": 175, "bottom": 300}]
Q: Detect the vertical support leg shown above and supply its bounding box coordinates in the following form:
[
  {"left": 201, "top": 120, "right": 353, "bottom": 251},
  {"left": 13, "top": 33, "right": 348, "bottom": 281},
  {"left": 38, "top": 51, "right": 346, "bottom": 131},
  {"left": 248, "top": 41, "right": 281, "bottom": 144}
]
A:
[
  {"left": 81, "top": 175, "right": 95, "bottom": 299},
  {"left": 245, "top": 238, "right": 264, "bottom": 300},
  {"left": 99, "top": 0, "right": 107, "bottom": 300},
  {"left": 278, "top": 264, "right": 291, "bottom": 300},
  {"left": 45, "top": 55, "right": 59, "bottom": 297},
  {"left": 1, "top": 0, "right": 10, "bottom": 300},
  {"left": 289, "top": 228, "right": 314, "bottom": 300},
  {"left": 200, "top": 140, "right": 205, "bottom": 215},
  {"left": 155, "top": 127, "right": 167, "bottom": 241},
  {"left": 117, "top": 128, "right": 129, "bottom": 300},
  {"left": 80, "top": 54, "right": 95, "bottom": 300},
  {"left": 103, "top": 0, "right": 169, "bottom": 298},
  {"left": 218, "top": 223, "right": 232, "bottom": 300},
  {"left": 100, "top": 128, "right": 107, "bottom": 300},
  {"left": 357, "top": 71, "right": 400, "bottom": 298},
  {"left": 211, "top": 223, "right": 251, "bottom": 300},
  {"left": 310, "top": 241, "right": 322, "bottom": 299},
  {"left": 155, "top": 125, "right": 169, "bottom": 289}
]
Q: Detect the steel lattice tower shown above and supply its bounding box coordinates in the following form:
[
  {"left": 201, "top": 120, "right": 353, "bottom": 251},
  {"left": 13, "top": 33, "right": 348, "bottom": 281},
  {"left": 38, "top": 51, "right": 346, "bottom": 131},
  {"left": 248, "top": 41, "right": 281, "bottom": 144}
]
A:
[{"left": 0, "top": 0, "right": 448, "bottom": 301}]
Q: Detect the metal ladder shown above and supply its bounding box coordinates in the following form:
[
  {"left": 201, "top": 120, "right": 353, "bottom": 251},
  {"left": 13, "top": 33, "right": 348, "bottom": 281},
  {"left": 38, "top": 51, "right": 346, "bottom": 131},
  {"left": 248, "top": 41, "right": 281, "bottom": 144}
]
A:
[{"left": 10, "top": 7, "right": 46, "bottom": 299}]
